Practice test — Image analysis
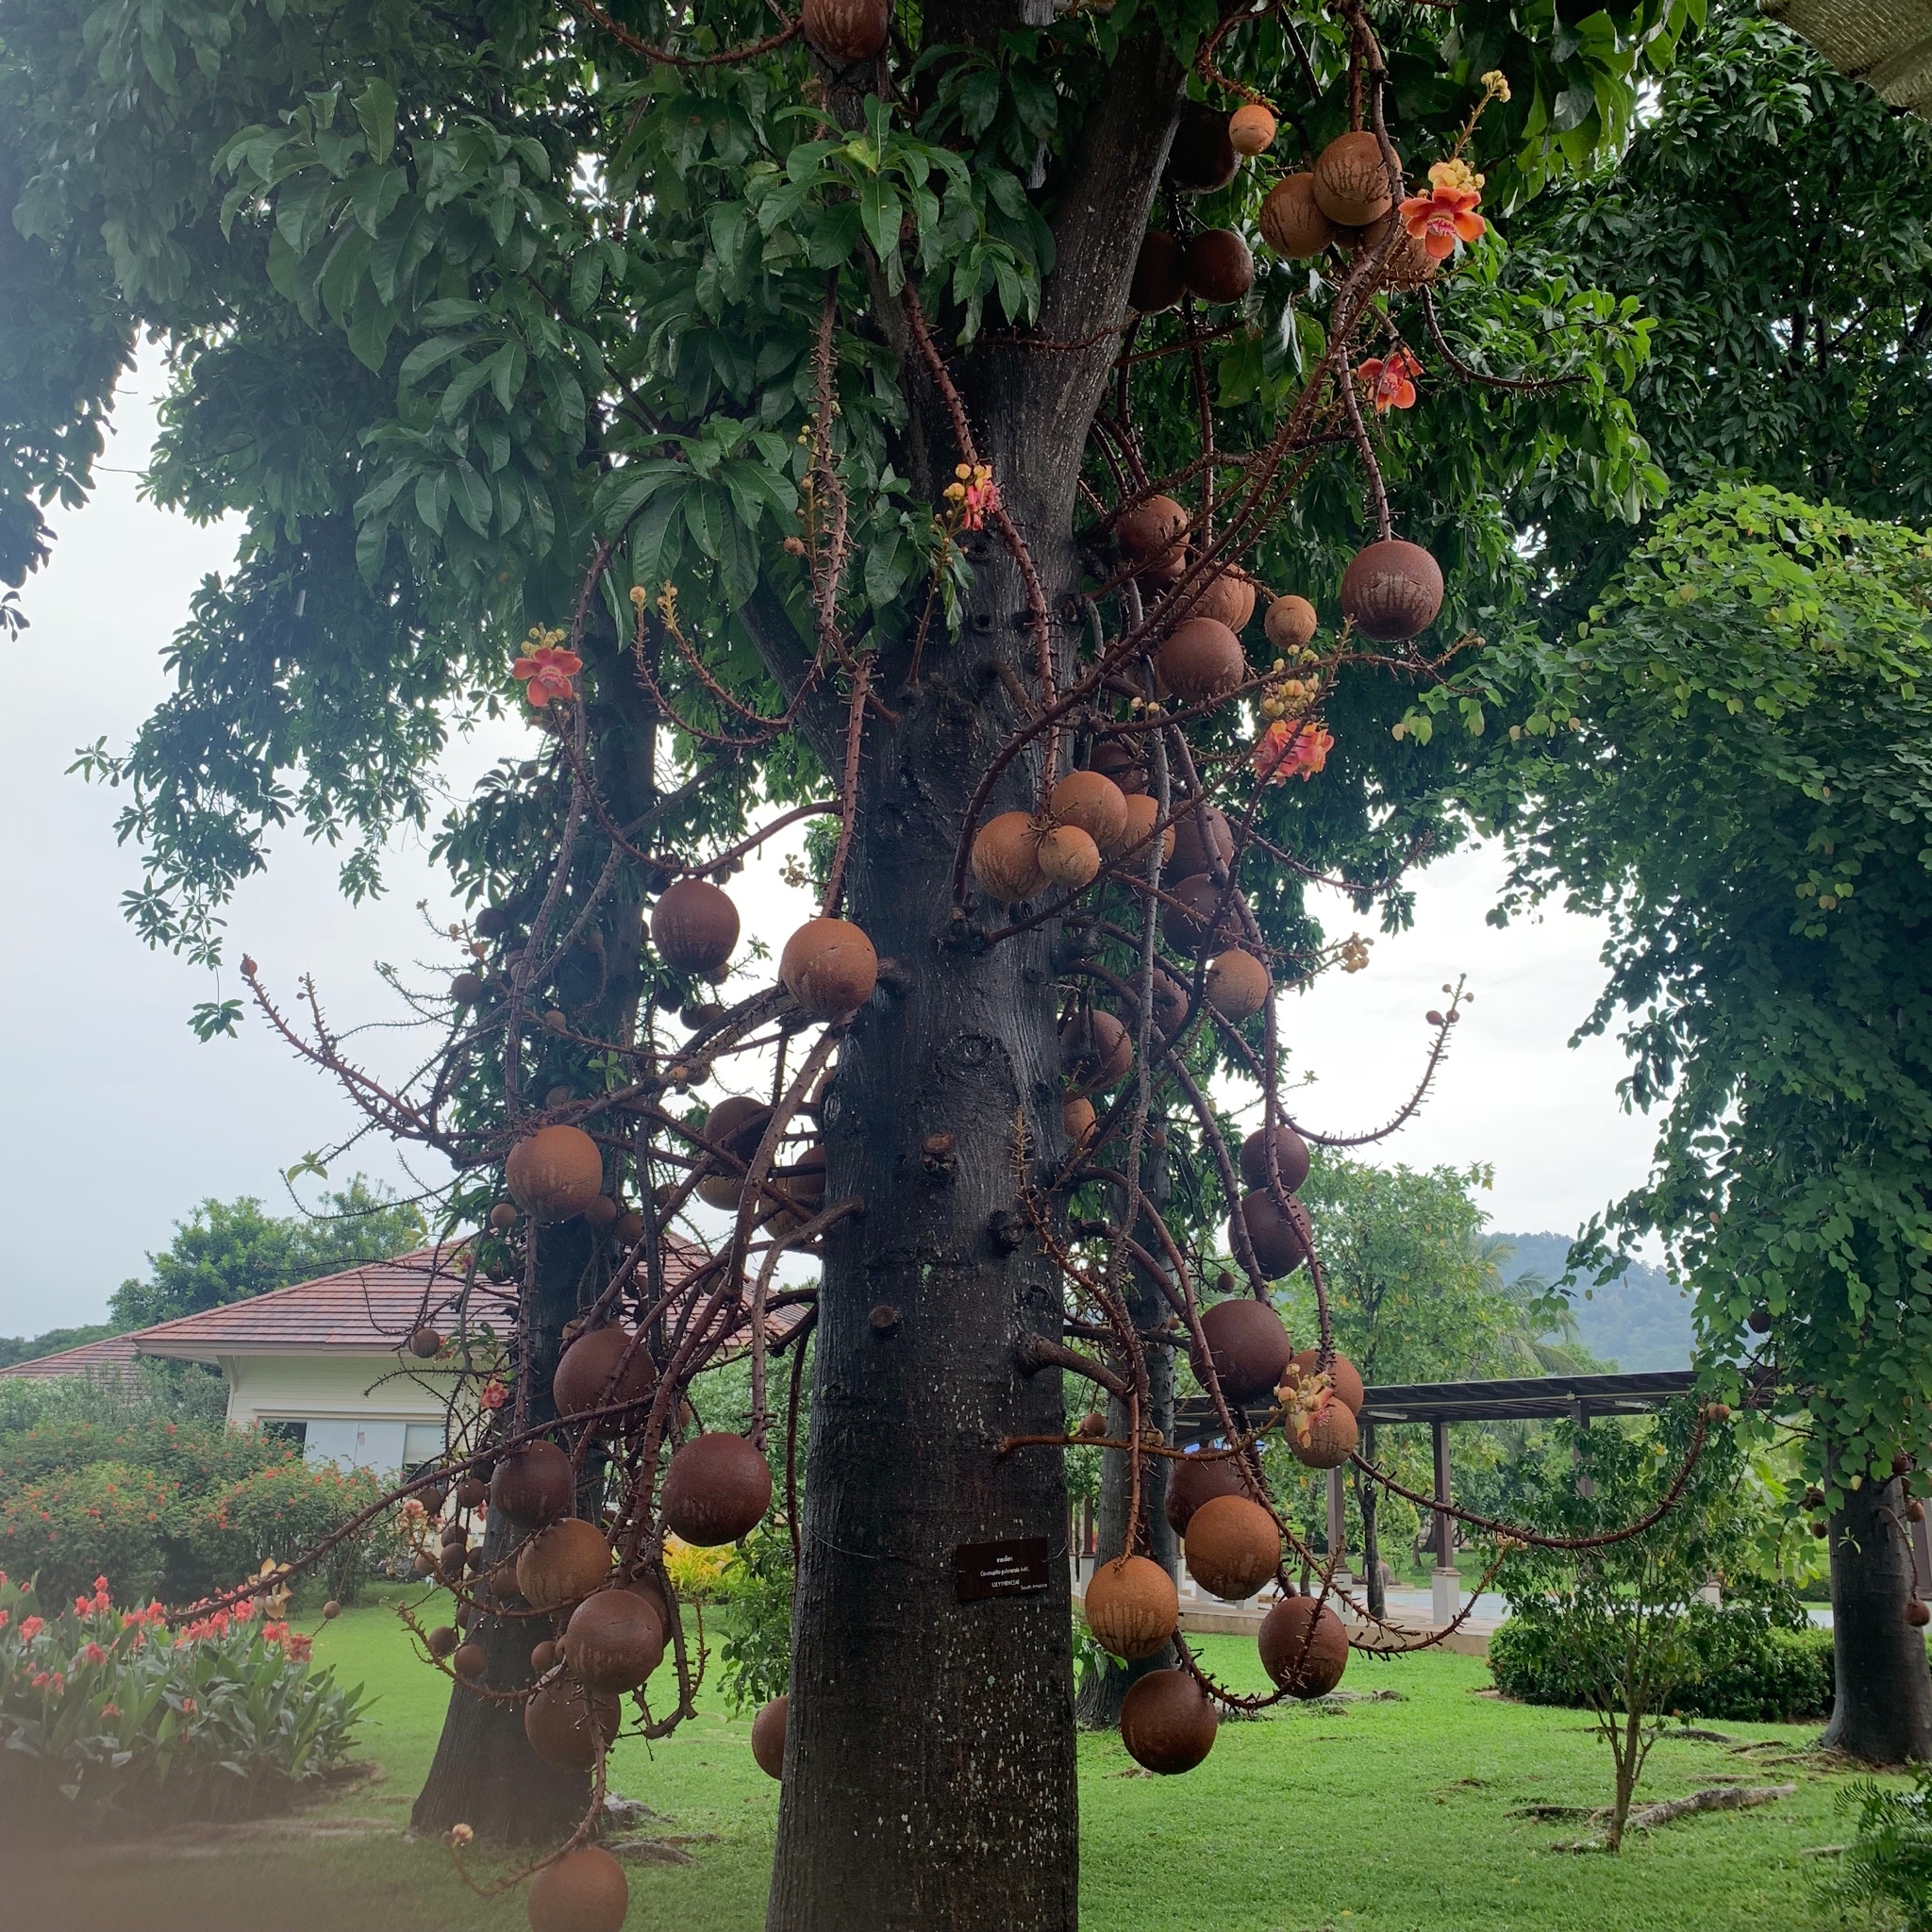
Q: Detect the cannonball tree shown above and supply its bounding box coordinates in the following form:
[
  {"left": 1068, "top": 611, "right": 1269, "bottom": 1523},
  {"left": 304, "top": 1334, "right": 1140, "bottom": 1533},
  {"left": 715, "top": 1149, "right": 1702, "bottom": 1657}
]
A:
[{"left": 3, "top": 0, "right": 1702, "bottom": 1922}]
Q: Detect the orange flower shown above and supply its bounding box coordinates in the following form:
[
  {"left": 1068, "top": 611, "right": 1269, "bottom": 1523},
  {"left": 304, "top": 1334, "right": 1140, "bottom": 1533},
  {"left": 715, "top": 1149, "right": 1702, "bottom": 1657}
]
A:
[
  {"left": 511, "top": 642, "right": 582, "bottom": 708},
  {"left": 1355, "top": 347, "right": 1423, "bottom": 413},
  {"left": 285, "top": 1632, "right": 314, "bottom": 1662},
  {"left": 943, "top": 463, "right": 1000, "bottom": 533},
  {"left": 1398, "top": 158, "right": 1487, "bottom": 261},
  {"left": 478, "top": 1376, "right": 509, "bottom": 1410},
  {"left": 1252, "top": 718, "right": 1335, "bottom": 785}
]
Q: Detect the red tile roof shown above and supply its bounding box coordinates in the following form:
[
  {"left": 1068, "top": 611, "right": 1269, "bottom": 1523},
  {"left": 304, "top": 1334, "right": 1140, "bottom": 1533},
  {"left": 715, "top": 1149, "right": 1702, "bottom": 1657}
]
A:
[
  {"left": 133, "top": 1249, "right": 523, "bottom": 1361},
  {"left": 2, "top": 1234, "right": 768, "bottom": 1375},
  {"left": 0, "top": 1332, "right": 145, "bottom": 1381}
]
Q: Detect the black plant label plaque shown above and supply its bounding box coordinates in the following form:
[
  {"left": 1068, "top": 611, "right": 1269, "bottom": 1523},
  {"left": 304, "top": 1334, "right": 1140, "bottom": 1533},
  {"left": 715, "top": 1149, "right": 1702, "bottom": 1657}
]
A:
[{"left": 954, "top": 1535, "right": 1052, "bottom": 1603}]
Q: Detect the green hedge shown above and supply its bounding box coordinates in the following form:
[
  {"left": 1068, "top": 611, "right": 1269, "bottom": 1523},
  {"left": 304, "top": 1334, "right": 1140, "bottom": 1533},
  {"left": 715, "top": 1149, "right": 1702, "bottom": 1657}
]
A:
[{"left": 1490, "top": 1600, "right": 1836, "bottom": 1722}]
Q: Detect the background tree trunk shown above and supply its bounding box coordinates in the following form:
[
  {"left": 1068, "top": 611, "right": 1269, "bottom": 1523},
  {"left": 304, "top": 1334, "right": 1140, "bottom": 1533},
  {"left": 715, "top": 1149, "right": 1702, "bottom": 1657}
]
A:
[
  {"left": 1824, "top": 1470, "right": 1932, "bottom": 1763},
  {"left": 1356, "top": 1421, "right": 1385, "bottom": 1622},
  {"left": 1076, "top": 1135, "right": 1178, "bottom": 1730},
  {"left": 412, "top": 1223, "right": 597, "bottom": 1841}
]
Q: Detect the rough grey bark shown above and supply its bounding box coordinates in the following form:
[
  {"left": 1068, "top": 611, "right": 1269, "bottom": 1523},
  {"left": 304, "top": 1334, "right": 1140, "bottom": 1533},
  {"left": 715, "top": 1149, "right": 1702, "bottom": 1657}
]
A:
[
  {"left": 1356, "top": 1420, "right": 1385, "bottom": 1622},
  {"left": 1823, "top": 1471, "right": 1932, "bottom": 1763}
]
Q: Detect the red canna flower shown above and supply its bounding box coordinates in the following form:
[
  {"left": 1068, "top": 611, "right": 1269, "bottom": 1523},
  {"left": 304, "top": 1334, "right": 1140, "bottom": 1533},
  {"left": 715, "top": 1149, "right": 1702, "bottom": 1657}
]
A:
[
  {"left": 19, "top": 1615, "right": 43, "bottom": 1641},
  {"left": 1397, "top": 158, "right": 1487, "bottom": 261},
  {"left": 1355, "top": 346, "right": 1423, "bottom": 413},
  {"left": 80, "top": 1642, "right": 108, "bottom": 1665}
]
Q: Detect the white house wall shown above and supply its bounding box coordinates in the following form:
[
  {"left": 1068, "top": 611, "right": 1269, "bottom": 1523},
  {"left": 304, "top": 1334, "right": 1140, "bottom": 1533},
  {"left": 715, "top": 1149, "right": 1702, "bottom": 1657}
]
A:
[{"left": 221, "top": 1353, "right": 456, "bottom": 1474}]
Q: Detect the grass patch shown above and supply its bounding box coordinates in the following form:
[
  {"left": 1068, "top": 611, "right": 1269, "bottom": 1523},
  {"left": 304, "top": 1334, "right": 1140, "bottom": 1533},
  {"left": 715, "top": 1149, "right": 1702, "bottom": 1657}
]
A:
[{"left": 0, "top": 1589, "right": 1897, "bottom": 1932}]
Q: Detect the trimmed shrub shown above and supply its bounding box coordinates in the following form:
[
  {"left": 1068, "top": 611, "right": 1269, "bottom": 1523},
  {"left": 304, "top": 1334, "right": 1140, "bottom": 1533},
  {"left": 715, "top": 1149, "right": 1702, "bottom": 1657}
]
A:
[
  {"left": 1491, "top": 1597, "right": 1836, "bottom": 1722},
  {"left": 0, "top": 1464, "right": 174, "bottom": 1607},
  {"left": 183, "top": 1460, "right": 392, "bottom": 1607},
  {"left": 0, "top": 1573, "right": 363, "bottom": 1825}
]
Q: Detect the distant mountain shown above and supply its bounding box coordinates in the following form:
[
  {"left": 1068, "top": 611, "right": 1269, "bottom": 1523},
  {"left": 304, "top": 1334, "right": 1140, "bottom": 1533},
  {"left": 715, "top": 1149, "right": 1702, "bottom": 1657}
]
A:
[{"left": 1493, "top": 1231, "right": 1695, "bottom": 1373}]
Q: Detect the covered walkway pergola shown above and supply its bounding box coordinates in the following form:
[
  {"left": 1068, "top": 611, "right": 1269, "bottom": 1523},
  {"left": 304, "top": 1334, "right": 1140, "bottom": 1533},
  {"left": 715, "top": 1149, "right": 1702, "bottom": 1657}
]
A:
[{"left": 1173, "top": 1369, "right": 1852, "bottom": 1624}]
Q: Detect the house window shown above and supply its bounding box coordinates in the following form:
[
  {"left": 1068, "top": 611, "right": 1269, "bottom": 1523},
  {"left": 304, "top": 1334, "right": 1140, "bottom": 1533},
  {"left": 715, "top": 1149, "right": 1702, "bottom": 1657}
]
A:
[
  {"left": 403, "top": 1422, "right": 445, "bottom": 1474},
  {"left": 264, "top": 1420, "right": 308, "bottom": 1447}
]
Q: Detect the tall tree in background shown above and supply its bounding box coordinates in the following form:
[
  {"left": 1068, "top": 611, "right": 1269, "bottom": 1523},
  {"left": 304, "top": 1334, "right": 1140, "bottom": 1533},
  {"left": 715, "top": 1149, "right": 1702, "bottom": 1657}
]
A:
[
  {"left": 111, "top": 1179, "right": 430, "bottom": 1327},
  {"left": 3, "top": 0, "right": 1706, "bottom": 1918}
]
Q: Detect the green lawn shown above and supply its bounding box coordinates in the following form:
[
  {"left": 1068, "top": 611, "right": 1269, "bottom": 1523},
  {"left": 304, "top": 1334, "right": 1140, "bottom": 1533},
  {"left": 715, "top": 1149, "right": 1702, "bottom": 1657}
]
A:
[{"left": 0, "top": 1589, "right": 1892, "bottom": 1932}]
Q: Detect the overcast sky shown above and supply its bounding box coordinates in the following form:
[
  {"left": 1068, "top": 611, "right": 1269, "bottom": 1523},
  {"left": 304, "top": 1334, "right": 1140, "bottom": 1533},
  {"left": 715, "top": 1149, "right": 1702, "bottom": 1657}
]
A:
[{"left": 0, "top": 369, "right": 1662, "bottom": 1336}]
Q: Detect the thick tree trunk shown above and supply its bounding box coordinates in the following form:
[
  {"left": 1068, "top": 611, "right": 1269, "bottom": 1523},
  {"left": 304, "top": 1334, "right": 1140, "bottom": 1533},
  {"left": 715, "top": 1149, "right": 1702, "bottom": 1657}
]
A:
[
  {"left": 1824, "top": 1471, "right": 1932, "bottom": 1763},
  {"left": 1076, "top": 1140, "right": 1178, "bottom": 1730},
  {"left": 766, "top": 533, "right": 1081, "bottom": 1924}
]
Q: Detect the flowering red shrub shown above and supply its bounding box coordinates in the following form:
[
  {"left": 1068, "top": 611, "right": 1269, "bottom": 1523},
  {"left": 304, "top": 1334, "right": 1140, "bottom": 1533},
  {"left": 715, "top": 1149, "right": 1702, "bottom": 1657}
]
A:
[{"left": 0, "top": 1573, "right": 362, "bottom": 1823}]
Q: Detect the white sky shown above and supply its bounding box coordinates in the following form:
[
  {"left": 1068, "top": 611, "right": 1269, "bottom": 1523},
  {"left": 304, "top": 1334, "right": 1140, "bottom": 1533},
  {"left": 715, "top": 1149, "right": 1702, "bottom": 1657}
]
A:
[{"left": 0, "top": 368, "right": 1661, "bottom": 1334}]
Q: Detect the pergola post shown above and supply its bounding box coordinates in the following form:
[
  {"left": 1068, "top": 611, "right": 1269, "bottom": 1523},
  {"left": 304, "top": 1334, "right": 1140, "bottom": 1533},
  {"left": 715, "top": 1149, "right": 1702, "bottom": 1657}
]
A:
[
  {"left": 1431, "top": 1417, "right": 1458, "bottom": 1628},
  {"left": 1325, "top": 1464, "right": 1348, "bottom": 1583}
]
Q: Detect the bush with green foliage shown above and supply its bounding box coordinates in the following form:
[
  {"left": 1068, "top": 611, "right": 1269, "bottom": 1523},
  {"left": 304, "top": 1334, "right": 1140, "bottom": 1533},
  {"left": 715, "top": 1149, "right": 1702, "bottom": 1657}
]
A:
[
  {"left": 1491, "top": 1595, "right": 1835, "bottom": 1723},
  {"left": 715, "top": 1524, "right": 794, "bottom": 1714},
  {"left": 182, "top": 1459, "right": 397, "bottom": 1609},
  {"left": 0, "top": 1573, "right": 363, "bottom": 1824},
  {"left": 1828, "top": 1765, "right": 1932, "bottom": 1932}
]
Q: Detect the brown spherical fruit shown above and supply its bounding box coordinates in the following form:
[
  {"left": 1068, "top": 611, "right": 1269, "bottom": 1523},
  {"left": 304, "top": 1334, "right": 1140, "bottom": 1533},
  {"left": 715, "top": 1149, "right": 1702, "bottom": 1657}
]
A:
[
  {"left": 1163, "top": 873, "right": 1243, "bottom": 955},
  {"left": 565, "top": 1588, "right": 666, "bottom": 1692},
  {"left": 1063, "top": 1093, "right": 1098, "bottom": 1149},
  {"left": 1258, "top": 1596, "right": 1349, "bottom": 1697},
  {"left": 524, "top": 1679, "right": 622, "bottom": 1770},
  {"left": 1105, "top": 793, "right": 1173, "bottom": 865},
  {"left": 1059, "top": 1008, "right": 1133, "bottom": 1094},
  {"left": 1287, "top": 1395, "right": 1359, "bottom": 1470},
  {"left": 1129, "top": 231, "right": 1185, "bottom": 313},
  {"left": 1158, "top": 617, "right": 1246, "bottom": 705},
  {"left": 426, "top": 1624, "right": 458, "bottom": 1659},
  {"left": 1228, "top": 104, "right": 1277, "bottom": 156},
  {"left": 1340, "top": 539, "right": 1444, "bottom": 642},
  {"left": 1049, "top": 771, "right": 1128, "bottom": 852},
  {"left": 1148, "top": 966, "right": 1191, "bottom": 1041},
  {"left": 1258, "top": 174, "right": 1337, "bottom": 260},
  {"left": 780, "top": 916, "right": 879, "bottom": 1020},
  {"left": 491, "top": 1441, "right": 575, "bottom": 1526},
  {"left": 531, "top": 1639, "right": 557, "bottom": 1674},
  {"left": 1264, "top": 594, "right": 1319, "bottom": 655},
  {"left": 408, "top": 1324, "right": 442, "bottom": 1359},
  {"left": 1284, "top": 1348, "right": 1364, "bottom": 1414},
  {"left": 553, "top": 1324, "right": 657, "bottom": 1420},
  {"left": 518, "top": 1518, "right": 614, "bottom": 1612},
  {"left": 1084, "top": 1555, "right": 1178, "bottom": 1660},
  {"left": 1120, "top": 1668, "right": 1218, "bottom": 1774},
  {"left": 507, "top": 1124, "right": 605, "bottom": 1225},
  {"left": 489, "top": 1200, "right": 519, "bottom": 1232},
  {"left": 662, "top": 1433, "right": 773, "bottom": 1545},
  {"left": 526, "top": 1843, "right": 629, "bottom": 1932},
  {"left": 322, "top": 1599, "right": 341, "bottom": 1621},
  {"left": 1313, "top": 130, "right": 1399, "bottom": 226},
  {"left": 1910, "top": 1599, "right": 1931, "bottom": 1628},
  {"left": 1187, "top": 572, "right": 1257, "bottom": 635},
  {"left": 1169, "top": 102, "right": 1239, "bottom": 194},
  {"left": 1088, "top": 738, "right": 1148, "bottom": 796},
  {"left": 1181, "top": 228, "right": 1255, "bottom": 305},
  {"left": 751, "top": 1692, "right": 789, "bottom": 1778},
  {"left": 1240, "top": 1124, "right": 1311, "bottom": 1195},
  {"left": 1909, "top": 1500, "right": 1927, "bottom": 1524},
  {"left": 651, "top": 876, "right": 740, "bottom": 976},
  {"left": 1185, "top": 1493, "right": 1282, "bottom": 1600},
  {"left": 451, "top": 971, "right": 483, "bottom": 1006},
  {"left": 1170, "top": 803, "right": 1234, "bottom": 881},
  {"left": 1233, "top": 1190, "right": 1307, "bottom": 1278},
  {"left": 800, "top": 0, "right": 891, "bottom": 63},
  {"left": 1197, "top": 1295, "right": 1294, "bottom": 1403},
  {"left": 1206, "top": 948, "right": 1272, "bottom": 1023},
  {"left": 1115, "top": 493, "right": 1188, "bottom": 574},
  {"left": 765, "top": 1145, "right": 827, "bottom": 1229},
  {"left": 1038, "top": 824, "right": 1102, "bottom": 891},
  {"left": 452, "top": 1641, "right": 487, "bottom": 1680},
  {"left": 971, "top": 810, "right": 1047, "bottom": 903},
  {"left": 1164, "top": 1453, "right": 1247, "bottom": 1537}
]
